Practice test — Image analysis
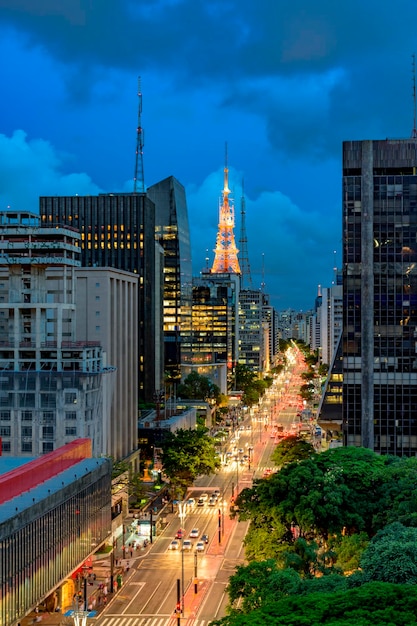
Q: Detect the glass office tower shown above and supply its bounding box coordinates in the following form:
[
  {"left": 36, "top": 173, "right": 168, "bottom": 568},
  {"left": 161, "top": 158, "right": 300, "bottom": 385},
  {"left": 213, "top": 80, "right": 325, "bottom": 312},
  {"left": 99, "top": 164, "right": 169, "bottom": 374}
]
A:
[
  {"left": 40, "top": 193, "right": 161, "bottom": 403},
  {"left": 343, "top": 139, "right": 417, "bottom": 455},
  {"left": 147, "top": 176, "right": 193, "bottom": 381}
]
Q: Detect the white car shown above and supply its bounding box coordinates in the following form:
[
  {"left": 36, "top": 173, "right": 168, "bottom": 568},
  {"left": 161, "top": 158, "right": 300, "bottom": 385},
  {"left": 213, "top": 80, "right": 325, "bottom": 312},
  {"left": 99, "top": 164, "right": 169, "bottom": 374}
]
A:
[
  {"left": 182, "top": 540, "right": 193, "bottom": 551},
  {"left": 169, "top": 540, "right": 180, "bottom": 551},
  {"left": 200, "top": 493, "right": 209, "bottom": 501},
  {"left": 195, "top": 541, "right": 205, "bottom": 552},
  {"left": 189, "top": 528, "right": 199, "bottom": 538}
]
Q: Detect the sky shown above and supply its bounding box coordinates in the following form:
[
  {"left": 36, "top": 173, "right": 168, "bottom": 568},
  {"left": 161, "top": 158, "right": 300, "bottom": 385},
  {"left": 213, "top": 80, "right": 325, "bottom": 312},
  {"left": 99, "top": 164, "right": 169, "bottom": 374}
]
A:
[{"left": 0, "top": 1, "right": 417, "bottom": 311}]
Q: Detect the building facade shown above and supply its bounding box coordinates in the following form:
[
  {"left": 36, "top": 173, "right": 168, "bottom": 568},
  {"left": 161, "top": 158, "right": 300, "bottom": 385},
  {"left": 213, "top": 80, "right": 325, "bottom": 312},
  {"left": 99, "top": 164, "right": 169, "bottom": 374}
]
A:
[
  {"left": 0, "top": 439, "right": 111, "bottom": 626},
  {"left": 147, "top": 176, "right": 193, "bottom": 381},
  {"left": 75, "top": 268, "right": 139, "bottom": 461},
  {"left": 39, "top": 193, "right": 163, "bottom": 403},
  {"left": 343, "top": 138, "right": 417, "bottom": 454},
  {"left": 0, "top": 212, "right": 114, "bottom": 457},
  {"left": 187, "top": 271, "right": 240, "bottom": 378}
]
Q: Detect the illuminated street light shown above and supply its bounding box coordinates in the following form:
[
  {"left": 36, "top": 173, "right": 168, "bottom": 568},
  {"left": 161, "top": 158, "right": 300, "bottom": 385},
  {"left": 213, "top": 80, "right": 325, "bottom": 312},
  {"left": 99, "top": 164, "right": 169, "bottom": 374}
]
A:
[{"left": 178, "top": 501, "right": 187, "bottom": 614}]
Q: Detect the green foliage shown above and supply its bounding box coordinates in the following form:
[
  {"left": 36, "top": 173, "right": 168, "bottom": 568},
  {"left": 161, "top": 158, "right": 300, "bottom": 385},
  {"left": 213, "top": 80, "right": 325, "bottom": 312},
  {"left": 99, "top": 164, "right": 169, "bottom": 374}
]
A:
[
  {"left": 209, "top": 581, "right": 417, "bottom": 626},
  {"left": 177, "top": 371, "right": 220, "bottom": 402},
  {"left": 160, "top": 427, "right": 220, "bottom": 496},
  {"left": 226, "top": 561, "right": 302, "bottom": 613},
  {"left": 328, "top": 533, "right": 369, "bottom": 573},
  {"left": 271, "top": 435, "right": 316, "bottom": 467},
  {"left": 360, "top": 522, "right": 417, "bottom": 584}
]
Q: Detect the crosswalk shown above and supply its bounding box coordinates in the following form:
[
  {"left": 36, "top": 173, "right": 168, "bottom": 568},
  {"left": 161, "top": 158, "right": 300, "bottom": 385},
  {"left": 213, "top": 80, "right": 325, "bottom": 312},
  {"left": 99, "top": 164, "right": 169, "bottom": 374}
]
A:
[{"left": 98, "top": 615, "right": 210, "bottom": 626}]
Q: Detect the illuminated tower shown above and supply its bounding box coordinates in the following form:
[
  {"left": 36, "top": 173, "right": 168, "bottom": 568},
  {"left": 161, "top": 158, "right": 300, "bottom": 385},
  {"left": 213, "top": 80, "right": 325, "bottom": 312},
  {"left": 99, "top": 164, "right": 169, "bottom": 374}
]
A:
[{"left": 211, "top": 148, "right": 241, "bottom": 274}]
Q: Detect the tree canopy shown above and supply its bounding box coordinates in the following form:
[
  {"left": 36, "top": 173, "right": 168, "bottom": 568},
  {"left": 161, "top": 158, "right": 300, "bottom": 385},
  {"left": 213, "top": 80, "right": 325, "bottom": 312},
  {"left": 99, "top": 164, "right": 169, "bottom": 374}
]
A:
[
  {"left": 160, "top": 426, "right": 220, "bottom": 497},
  {"left": 210, "top": 581, "right": 417, "bottom": 626},
  {"left": 177, "top": 371, "right": 221, "bottom": 402}
]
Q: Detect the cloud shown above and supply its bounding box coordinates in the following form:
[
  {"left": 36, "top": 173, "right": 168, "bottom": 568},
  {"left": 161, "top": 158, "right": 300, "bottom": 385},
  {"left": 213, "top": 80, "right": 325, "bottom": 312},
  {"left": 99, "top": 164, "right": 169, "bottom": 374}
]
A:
[
  {"left": 187, "top": 167, "right": 340, "bottom": 310},
  {"left": 0, "top": 130, "right": 102, "bottom": 211}
]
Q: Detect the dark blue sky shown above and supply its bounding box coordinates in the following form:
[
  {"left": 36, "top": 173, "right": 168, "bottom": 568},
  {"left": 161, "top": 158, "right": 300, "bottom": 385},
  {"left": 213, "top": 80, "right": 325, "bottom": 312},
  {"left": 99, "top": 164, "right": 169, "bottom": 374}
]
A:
[{"left": 0, "top": 0, "right": 416, "bottom": 310}]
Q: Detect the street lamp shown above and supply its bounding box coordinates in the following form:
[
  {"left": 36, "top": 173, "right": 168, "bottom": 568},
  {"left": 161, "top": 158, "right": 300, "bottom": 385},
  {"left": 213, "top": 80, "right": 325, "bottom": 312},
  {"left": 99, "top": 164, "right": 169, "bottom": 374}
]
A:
[{"left": 178, "top": 501, "right": 187, "bottom": 614}]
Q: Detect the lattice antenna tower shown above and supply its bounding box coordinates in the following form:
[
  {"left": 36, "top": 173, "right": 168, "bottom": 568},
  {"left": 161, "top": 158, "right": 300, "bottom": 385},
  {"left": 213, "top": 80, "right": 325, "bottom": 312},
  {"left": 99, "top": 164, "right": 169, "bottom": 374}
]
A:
[
  {"left": 238, "top": 178, "right": 252, "bottom": 289},
  {"left": 211, "top": 143, "right": 241, "bottom": 274},
  {"left": 412, "top": 54, "right": 417, "bottom": 139},
  {"left": 133, "top": 77, "right": 145, "bottom": 193}
]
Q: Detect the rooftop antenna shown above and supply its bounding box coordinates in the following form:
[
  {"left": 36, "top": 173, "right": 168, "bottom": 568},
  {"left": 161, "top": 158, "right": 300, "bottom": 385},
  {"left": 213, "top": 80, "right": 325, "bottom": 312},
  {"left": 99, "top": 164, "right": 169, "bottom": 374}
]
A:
[
  {"left": 412, "top": 54, "right": 417, "bottom": 139},
  {"left": 260, "top": 252, "right": 266, "bottom": 293},
  {"left": 133, "top": 77, "right": 145, "bottom": 193},
  {"left": 238, "top": 178, "right": 252, "bottom": 289}
]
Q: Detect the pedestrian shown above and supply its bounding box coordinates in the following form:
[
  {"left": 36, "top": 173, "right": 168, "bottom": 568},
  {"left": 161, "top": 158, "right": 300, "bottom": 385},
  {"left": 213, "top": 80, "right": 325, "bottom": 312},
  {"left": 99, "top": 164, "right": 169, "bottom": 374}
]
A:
[{"left": 130, "top": 549, "right": 133, "bottom": 558}]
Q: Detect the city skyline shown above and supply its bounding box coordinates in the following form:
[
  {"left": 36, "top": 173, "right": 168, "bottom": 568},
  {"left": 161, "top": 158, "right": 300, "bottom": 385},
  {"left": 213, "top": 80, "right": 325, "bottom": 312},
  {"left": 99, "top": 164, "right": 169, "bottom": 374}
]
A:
[{"left": 0, "top": 1, "right": 417, "bottom": 309}]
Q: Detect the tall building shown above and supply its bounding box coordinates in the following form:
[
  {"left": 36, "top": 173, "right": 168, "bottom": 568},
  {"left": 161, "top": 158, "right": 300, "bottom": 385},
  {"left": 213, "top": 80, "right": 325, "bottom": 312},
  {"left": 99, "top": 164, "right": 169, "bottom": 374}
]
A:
[
  {"left": 147, "top": 176, "right": 193, "bottom": 381},
  {"left": 320, "top": 284, "right": 343, "bottom": 366},
  {"left": 40, "top": 192, "right": 163, "bottom": 403},
  {"left": 187, "top": 271, "right": 240, "bottom": 376},
  {"left": 0, "top": 212, "right": 115, "bottom": 457},
  {"left": 343, "top": 138, "right": 417, "bottom": 454},
  {"left": 238, "top": 289, "right": 267, "bottom": 372},
  {"left": 75, "top": 267, "right": 139, "bottom": 461}
]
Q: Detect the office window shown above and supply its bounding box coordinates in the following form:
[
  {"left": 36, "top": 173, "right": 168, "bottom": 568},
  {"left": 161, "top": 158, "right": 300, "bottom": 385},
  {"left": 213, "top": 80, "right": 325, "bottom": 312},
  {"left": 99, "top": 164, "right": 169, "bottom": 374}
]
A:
[
  {"left": 21, "top": 441, "right": 32, "bottom": 453},
  {"left": 65, "top": 392, "right": 77, "bottom": 404},
  {"left": 0, "top": 411, "right": 10, "bottom": 421},
  {"left": 65, "top": 427, "right": 77, "bottom": 436}
]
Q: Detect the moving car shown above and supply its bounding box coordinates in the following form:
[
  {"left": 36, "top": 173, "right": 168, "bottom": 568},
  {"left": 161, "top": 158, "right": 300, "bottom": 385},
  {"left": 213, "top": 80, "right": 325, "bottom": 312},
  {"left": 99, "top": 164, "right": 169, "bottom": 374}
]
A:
[
  {"left": 200, "top": 493, "right": 209, "bottom": 501},
  {"left": 208, "top": 497, "right": 217, "bottom": 506},
  {"left": 169, "top": 540, "right": 180, "bottom": 550},
  {"left": 201, "top": 534, "right": 209, "bottom": 544},
  {"left": 182, "top": 540, "right": 193, "bottom": 551},
  {"left": 189, "top": 528, "right": 199, "bottom": 538},
  {"left": 175, "top": 528, "right": 185, "bottom": 539},
  {"left": 197, "top": 498, "right": 205, "bottom": 507},
  {"left": 195, "top": 541, "right": 205, "bottom": 552}
]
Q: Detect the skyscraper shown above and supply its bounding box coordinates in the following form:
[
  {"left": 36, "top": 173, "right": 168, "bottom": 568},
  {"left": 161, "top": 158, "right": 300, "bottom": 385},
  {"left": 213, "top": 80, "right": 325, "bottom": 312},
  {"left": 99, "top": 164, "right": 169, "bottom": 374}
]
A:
[
  {"left": 0, "top": 211, "right": 115, "bottom": 457},
  {"left": 147, "top": 176, "right": 193, "bottom": 381},
  {"left": 40, "top": 192, "right": 163, "bottom": 402},
  {"left": 343, "top": 139, "right": 417, "bottom": 455}
]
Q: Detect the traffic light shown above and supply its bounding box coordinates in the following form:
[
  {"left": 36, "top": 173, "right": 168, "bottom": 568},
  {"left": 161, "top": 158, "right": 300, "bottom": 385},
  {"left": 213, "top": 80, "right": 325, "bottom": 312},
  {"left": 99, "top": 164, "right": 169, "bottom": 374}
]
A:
[{"left": 176, "top": 601, "right": 181, "bottom": 615}]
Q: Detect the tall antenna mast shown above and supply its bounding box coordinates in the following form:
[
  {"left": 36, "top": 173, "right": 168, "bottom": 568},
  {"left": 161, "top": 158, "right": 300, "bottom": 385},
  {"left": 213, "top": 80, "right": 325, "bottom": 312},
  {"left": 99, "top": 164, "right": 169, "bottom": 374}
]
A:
[
  {"left": 412, "top": 54, "right": 417, "bottom": 139},
  {"left": 260, "top": 252, "right": 266, "bottom": 293},
  {"left": 238, "top": 178, "right": 252, "bottom": 289},
  {"left": 133, "top": 77, "right": 145, "bottom": 193}
]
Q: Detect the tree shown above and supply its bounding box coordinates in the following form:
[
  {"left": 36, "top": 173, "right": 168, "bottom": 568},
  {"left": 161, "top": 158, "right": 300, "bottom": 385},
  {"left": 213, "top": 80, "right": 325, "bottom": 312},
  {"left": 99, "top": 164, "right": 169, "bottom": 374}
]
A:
[
  {"left": 177, "top": 371, "right": 220, "bottom": 403},
  {"left": 271, "top": 435, "right": 316, "bottom": 467},
  {"left": 160, "top": 427, "right": 220, "bottom": 497},
  {"left": 360, "top": 522, "right": 417, "bottom": 584},
  {"left": 209, "top": 582, "right": 417, "bottom": 626}
]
